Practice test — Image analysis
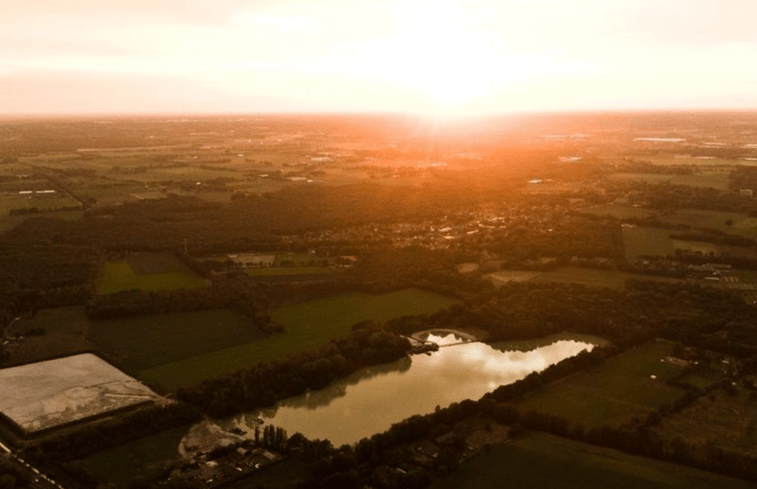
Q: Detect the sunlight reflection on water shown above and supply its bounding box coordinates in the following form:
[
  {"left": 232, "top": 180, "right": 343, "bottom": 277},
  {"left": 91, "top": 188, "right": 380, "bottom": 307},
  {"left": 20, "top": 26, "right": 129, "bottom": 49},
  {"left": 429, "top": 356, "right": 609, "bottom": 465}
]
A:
[{"left": 219, "top": 334, "right": 598, "bottom": 446}]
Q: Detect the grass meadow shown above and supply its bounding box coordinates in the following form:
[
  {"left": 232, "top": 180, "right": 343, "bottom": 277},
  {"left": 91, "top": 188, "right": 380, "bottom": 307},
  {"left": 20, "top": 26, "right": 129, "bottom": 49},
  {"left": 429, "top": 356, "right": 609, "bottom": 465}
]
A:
[
  {"left": 514, "top": 341, "right": 688, "bottom": 428},
  {"left": 0, "top": 194, "right": 81, "bottom": 215},
  {"left": 139, "top": 289, "right": 459, "bottom": 391},
  {"left": 430, "top": 432, "right": 755, "bottom": 489},
  {"left": 97, "top": 257, "right": 206, "bottom": 295},
  {"left": 88, "top": 308, "right": 266, "bottom": 372},
  {"left": 655, "top": 381, "right": 757, "bottom": 459},
  {"left": 608, "top": 171, "right": 731, "bottom": 190},
  {"left": 488, "top": 267, "right": 681, "bottom": 289},
  {"left": 662, "top": 209, "right": 757, "bottom": 238},
  {"left": 246, "top": 266, "right": 334, "bottom": 277},
  {"left": 622, "top": 226, "right": 757, "bottom": 261},
  {"left": 78, "top": 425, "right": 188, "bottom": 486},
  {"left": 576, "top": 203, "right": 657, "bottom": 220}
]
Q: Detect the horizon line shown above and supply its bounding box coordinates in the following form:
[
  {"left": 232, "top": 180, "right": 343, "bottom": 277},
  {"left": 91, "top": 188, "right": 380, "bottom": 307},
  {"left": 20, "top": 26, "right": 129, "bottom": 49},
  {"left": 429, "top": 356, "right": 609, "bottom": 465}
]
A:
[{"left": 3, "top": 106, "right": 757, "bottom": 121}]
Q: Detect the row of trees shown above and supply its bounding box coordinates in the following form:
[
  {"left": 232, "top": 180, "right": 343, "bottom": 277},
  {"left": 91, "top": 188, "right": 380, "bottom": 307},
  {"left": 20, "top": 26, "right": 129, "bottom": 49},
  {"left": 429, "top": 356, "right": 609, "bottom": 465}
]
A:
[
  {"left": 384, "top": 280, "right": 757, "bottom": 355},
  {"left": 177, "top": 325, "right": 410, "bottom": 418},
  {"left": 22, "top": 403, "right": 201, "bottom": 463}
]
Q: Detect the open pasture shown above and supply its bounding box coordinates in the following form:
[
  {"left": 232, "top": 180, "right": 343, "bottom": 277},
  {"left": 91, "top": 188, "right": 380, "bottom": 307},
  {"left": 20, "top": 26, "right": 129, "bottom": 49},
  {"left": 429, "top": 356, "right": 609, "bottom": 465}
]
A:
[
  {"left": 486, "top": 270, "right": 542, "bottom": 285},
  {"left": 608, "top": 171, "right": 731, "bottom": 190},
  {"left": 430, "top": 431, "right": 755, "bottom": 489},
  {"left": 644, "top": 155, "right": 749, "bottom": 167},
  {"left": 104, "top": 165, "right": 242, "bottom": 184},
  {"left": 576, "top": 203, "right": 657, "bottom": 220},
  {"left": 97, "top": 259, "right": 206, "bottom": 295},
  {"left": 0, "top": 179, "right": 54, "bottom": 191},
  {"left": 139, "top": 289, "right": 459, "bottom": 391},
  {"left": 18, "top": 152, "right": 82, "bottom": 162},
  {"left": 0, "top": 209, "right": 83, "bottom": 233},
  {"left": 532, "top": 266, "right": 681, "bottom": 288},
  {"left": 623, "top": 226, "right": 711, "bottom": 259},
  {"left": 4, "top": 306, "right": 92, "bottom": 367},
  {"left": 78, "top": 425, "right": 187, "bottom": 486},
  {"left": 514, "top": 341, "right": 688, "bottom": 428},
  {"left": 0, "top": 193, "right": 81, "bottom": 215},
  {"left": 655, "top": 380, "right": 757, "bottom": 459},
  {"left": 88, "top": 308, "right": 266, "bottom": 372},
  {"left": 67, "top": 177, "right": 155, "bottom": 204},
  {"left": 661, "top": 209, "right": 757, "bottom": 238},
  {"left": 623, "top": 225, "right": 757, "bottom": 260},
  {"left": 245, "top": 266, "right": 334, "bottom": 277},
  {"left": 273, "top": 253, "right": 330, "bottom": 267},
  {"left": 124, "top": 252, "right": 191, "bottom": 274},
  {"left": 0, "top": 353, "right": 159, "bottom": 434},
  {"left": 488, "top": 267, "right": 680, "bottom": 289}
]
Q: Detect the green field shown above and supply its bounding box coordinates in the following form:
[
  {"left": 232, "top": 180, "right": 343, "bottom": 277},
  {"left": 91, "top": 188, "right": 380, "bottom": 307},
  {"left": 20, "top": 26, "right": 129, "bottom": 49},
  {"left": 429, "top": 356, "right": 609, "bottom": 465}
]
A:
[
  {"left": 69, "top": 178, "right": 156, "bottom": 204},
  {"left": 487, "top": 270, "right": 542, "bottom": 285},
  {"left": 0, "top": 209, "right": 83, "bottom": 233},
  {"left": 515, "top": 341, "right": 688, "bottom": 428},
  {"left": 656, "top": 381, "right": 757, "bottom": 459},
  {"left": 97, "top": 261, "right": 206, "bottom": 294},
  {"left": 79, "top": 425, "right": 187, "bottom": 486},
  {"left": 623, "top": 225, "right": 757, "bottom": 260},
  {"left": 608, "top": 171, "right": 731, "bottom": 190},
  {"left": 677, "top": 370, "right": 722, "bottom": 390},
  {"left": 273, "top": 253, "right": 329, "bottom": 266},
  {"left": 533, "top": 266, "right": 680, "bottom": 288},
  {"left": 662, "top": 209, "right": 757, "bottom": 238},
  {"left": 645, "top": 156, "right": 749, "bottom": 168},
  {"left": 488, "top": 267, "right": 680, "bottom": 289},
  {"left": 89, "top": 309, "right": 267, "bottom": 371},
  {"left": 140, "top": 289, "right": 459, "bottom": 391},
  {"left": 104, "top": 165, "right": 242, "bottom": 183},
  {"left": 576, "top": 203, "right": 657, "bottom": 220},
  {"left": 430, "top": 432, "right": 755, "bottom": 489},
  {"left": 124, "top": 252, "right": 191, "bottom": 274},
  {"left": 246, "top": 266, "right": 334, "bottom": 277},
  {"left": 0, "top": 194, "right": 81, "bottom": 215}
]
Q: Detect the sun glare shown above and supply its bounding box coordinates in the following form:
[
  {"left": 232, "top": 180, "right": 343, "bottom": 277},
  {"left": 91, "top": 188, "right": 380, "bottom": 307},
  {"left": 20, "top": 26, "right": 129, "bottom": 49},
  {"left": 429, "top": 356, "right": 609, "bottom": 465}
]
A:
[{"left": 369, "top": 2, "right": 511, "bottom": 117}]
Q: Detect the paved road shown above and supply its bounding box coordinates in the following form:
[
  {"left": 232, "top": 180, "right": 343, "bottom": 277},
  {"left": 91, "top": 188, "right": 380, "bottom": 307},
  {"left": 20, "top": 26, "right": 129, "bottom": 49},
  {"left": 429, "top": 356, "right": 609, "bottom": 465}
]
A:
[{"left": 0, "top": 436, "right": 65, "bottom": 489}]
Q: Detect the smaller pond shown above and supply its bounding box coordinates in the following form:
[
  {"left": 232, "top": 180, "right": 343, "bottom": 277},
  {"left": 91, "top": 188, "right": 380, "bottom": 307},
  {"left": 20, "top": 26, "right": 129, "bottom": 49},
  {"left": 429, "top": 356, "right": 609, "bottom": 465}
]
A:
[{"left": 216, "top": 333, "right": 603, "bottom": 447}]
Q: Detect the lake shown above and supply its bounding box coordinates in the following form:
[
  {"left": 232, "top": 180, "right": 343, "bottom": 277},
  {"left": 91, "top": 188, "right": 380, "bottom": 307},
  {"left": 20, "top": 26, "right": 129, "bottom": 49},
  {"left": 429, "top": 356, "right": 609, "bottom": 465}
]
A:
[{"left": 218, "top": 333, "right": 602, "bottom": 447}]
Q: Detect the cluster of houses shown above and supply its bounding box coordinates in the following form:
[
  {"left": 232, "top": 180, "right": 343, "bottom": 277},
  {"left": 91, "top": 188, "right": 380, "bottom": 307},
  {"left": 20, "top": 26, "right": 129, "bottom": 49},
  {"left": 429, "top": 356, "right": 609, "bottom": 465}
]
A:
[
  {"left": 169, "top": 446, "right": 281, "bottom": 486},
  {"left": 285, "top": 205, "right": 569, "bottom": 251}
]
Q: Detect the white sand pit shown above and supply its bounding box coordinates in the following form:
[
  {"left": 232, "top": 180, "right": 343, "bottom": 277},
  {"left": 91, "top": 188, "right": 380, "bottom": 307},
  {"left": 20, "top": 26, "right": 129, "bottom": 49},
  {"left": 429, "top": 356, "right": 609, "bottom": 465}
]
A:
[{"left": 0, "top": 353, "right": 159, "bottom": 434}]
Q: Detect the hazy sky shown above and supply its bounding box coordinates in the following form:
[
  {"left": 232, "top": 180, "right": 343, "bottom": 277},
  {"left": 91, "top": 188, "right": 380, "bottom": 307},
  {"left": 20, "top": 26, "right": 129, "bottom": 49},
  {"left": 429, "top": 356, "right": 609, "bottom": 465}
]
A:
[{"left": 2, "top": 0, "right": 757, "bottom": 116}]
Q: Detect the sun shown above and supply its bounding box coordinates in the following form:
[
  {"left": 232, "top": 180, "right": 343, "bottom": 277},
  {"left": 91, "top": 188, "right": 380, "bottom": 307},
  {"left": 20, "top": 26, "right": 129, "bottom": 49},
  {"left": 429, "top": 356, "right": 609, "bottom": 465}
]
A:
[{"left": 374, "top": 2, "right": 511, "bottom": 117}]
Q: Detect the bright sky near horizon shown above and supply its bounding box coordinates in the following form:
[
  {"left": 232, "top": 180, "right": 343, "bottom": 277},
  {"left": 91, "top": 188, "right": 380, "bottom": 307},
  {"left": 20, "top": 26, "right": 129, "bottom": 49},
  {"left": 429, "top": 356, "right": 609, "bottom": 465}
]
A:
[{"left": 2, "top": 0, "right": 757, "bottom": 116}]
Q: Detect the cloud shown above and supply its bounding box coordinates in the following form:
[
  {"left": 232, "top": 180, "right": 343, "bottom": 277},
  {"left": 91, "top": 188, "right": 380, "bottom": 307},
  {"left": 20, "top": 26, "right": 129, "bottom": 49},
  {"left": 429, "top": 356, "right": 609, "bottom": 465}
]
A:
[
  {"left": 0, "top": 70, "right": 301, "bottom": 115},
  {"left": 2, "top": 0, "right": 273, "bottom": 27},
  {"left": 617, "top": 0, "right": 757, "bottom": 45},
  {"left": 1, "top": 0, "right": 756, "bottom": 114}
]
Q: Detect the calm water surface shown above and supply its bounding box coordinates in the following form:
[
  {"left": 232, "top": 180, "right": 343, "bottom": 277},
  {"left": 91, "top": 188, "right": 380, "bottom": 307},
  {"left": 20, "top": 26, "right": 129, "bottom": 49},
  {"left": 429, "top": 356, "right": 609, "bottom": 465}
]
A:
[{"left": 219, "top": 333, "right": 600, "bottom": 446}]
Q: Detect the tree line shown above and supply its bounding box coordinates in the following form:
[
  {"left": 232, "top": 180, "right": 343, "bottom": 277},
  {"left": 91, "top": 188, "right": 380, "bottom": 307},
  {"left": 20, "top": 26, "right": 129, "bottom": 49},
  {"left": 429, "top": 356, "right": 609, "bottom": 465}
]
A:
[{"left": 177, "top": 324, "right": 410, "bottom": 418}]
